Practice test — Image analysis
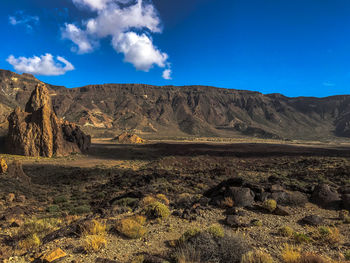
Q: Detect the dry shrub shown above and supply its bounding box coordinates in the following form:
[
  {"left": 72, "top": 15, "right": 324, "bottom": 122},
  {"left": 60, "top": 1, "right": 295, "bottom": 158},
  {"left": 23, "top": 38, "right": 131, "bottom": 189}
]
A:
[
  {"left": 315, "top": 226, "right": 342, "bottom": 245},
  {"left": 175, "top": 245, "right": 201, "bottom": 263},
  {"left": 83, "top": 235, "right": 107, "bottom": 252},
  {"left": 241, "top": 250, "right": 275, "bottom": 263},
  {"left": 281, "top": 244, "right": 301, "bottom": 263},
  {"left": 178, "top": 231, "right": 250, "bottom": 263},
  {"left": 18, "top": 234, "right": 40, "bottom": 251},
  {"left": 156, "top": 193, "right": 170, "bottom": 205},
  {"left": 298, "top": 253, "right": 329, "bottom": 263},
  {"left": 82, "top": 220, "right": 107, "bottom": 236},
  {"left": 117, "top": 218, "right": 146, "bottom": 239},
  {"left": 207, "top": 224, "right": 224, "bottom": 238}
]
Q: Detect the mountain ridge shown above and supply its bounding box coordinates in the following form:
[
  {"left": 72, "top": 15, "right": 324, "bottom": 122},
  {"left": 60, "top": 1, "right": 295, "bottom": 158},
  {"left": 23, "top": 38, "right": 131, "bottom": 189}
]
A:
[{"left": 0, "top": 69, "right": 349, "bottom": 140}]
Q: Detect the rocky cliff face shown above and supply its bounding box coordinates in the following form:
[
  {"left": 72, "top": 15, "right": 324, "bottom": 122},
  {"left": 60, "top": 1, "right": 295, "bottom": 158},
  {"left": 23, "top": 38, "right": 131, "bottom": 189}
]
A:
[
  {"left": 0, "top": 69, "right": 350, "bottom": 140},
  {"left": 6, "top": 84, "right": 90, "bottom": 157}
]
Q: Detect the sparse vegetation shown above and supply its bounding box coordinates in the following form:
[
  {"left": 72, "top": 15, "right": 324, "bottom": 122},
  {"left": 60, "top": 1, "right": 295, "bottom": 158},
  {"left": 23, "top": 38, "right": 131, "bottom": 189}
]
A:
[{"left": 293, "top": 232, "right": 311, "bottom": 244}]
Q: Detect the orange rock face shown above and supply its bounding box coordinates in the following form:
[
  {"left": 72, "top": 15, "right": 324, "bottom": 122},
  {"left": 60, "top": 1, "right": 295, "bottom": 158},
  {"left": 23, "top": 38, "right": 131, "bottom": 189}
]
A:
[
  {"left": 0, "top": 158, "right": 7, "bottom": 173},
  {"left": 6, "top": 84, "right": 91, "bottom": 157},
  {"left": 40, "top": 248, "right": 67, "bottom": 262}
]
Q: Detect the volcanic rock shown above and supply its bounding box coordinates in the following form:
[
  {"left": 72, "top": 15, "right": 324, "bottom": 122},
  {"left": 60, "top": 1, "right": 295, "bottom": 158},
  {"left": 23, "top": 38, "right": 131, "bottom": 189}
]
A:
[
  {"left": 114, "top": 132, "right": 145, "bottom": 144},
  {"left": 311, "top": 184, "right": 341, "bottom": 209},
  {"left": 6, "top": 84, "right": 90, "bottom": 157},
  {"left": 300, "top": 215, "right": 324, "bottom": 226}
]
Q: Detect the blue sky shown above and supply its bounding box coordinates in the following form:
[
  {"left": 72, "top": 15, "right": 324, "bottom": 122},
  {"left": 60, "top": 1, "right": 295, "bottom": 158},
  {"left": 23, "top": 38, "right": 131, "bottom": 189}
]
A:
[{"left": 1, "top": 0, "right": 350, "bottom": 97}]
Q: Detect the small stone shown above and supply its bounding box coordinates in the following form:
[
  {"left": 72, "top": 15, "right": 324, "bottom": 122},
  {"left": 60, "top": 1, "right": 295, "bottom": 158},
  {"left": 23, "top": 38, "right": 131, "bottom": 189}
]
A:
[
  {"left": 225, "top": 215, "right": 241, "bottom": 227},
  {"left": 6, "top": 193, "right": 15, "bottom": 203},
  {"left": 16, "top": 195, "right": 26, "bottom": 203},
  {"left": 40, "top": 248, "right": 67, "bottom": 262},
  {"left": 274, "top": 206, "right": 291, "bottom": 216}
]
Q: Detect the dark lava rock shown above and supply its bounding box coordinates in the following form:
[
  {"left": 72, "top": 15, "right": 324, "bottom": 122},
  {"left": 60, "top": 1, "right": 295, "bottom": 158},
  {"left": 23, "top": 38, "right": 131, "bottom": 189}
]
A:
[
  {"left": 342, "top": 194, "right": 350, "bottom": 210},
  {"left": 311, "top": 184, "right": 341, "bottom": 209},
  {"left": 226, "top": 187, "right": 255, "bottom": 207},
  {"left": 270, "top": 190, "right": 308, "bottom": 207},
  {"left": 300, "top": 215, "right": 324, "bottom": 226}
]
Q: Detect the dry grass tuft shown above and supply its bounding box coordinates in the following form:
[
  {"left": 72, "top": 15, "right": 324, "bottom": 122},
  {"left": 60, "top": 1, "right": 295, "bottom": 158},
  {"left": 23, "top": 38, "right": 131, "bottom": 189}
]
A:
[
  {"left": 241, "top": 250, "right": 275, "bottom": 263},
  {"left": 83, "top": 235, "right": 107, "bottom": 252},
  {"left": 281, "top": 244, "right": 301, "bottom": 263}
]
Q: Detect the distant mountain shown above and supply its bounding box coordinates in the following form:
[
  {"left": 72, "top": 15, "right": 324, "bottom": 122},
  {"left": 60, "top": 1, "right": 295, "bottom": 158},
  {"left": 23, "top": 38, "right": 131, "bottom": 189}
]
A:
[{"left": 0, "top": 69, "right": 349, "bottom": 140}]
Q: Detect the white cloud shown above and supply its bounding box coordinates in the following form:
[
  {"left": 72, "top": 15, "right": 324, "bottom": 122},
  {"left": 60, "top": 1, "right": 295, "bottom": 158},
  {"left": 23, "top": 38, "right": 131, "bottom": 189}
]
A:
[
  {"left": 63, "top": 0, "right": 171, "bottom": 76},
  {"left": 62, "top": 24, "right": 94, "bottom": 54},
  {"left": 7, "top": 54, "right": 75, "bottom": 76},
  {"left": 8, "top": 11, "right": 39, "bottom": 31},
  {"left": 113, "top": 32, "right": 167, "bottom": 71},
  {"left": 162, "top": 68, "right": 172, "bottom": 80}
]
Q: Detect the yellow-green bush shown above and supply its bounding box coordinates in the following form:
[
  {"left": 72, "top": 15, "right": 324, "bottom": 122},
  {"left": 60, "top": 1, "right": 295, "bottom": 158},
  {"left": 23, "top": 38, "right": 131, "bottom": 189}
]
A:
[
  {"left": 278, "top": 226, "right": 294, "bottom": 237},
  {"left": 178, "top": 228, "right": 201, "bottom": 244},
  {"left": 293, "top": 232, "right": 311, "bottom": 244},
  {"left": 262, "top": 199, "right": 277, "bottom": 212},
  {"left": 144, "top": 201, "right": 170, "bottom": 220},
  {"left": 207, "top": 224, "right": 224, "bottom": 238},
  {"left": 241, "top": 250, "right": 275, "bottom": 263}
]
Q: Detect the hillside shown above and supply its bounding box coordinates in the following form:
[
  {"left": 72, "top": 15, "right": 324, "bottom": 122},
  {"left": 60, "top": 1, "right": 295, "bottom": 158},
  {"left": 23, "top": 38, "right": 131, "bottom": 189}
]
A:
[{"left": 0, "top": 69, "right": 350, "bottom": 140}]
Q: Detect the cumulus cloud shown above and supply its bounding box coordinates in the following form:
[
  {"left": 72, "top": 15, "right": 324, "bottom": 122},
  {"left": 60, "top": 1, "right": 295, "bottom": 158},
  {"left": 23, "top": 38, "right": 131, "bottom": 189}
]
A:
[
  {"left": 7, "top": 54, "right": 75, "bottom": 76},
  {"left": 63, "top": 0, "right": 171, "bottom": 76},
  {"left": 62, "top": 24, "right": 95, "bottom": 54},
  {"left": 162, "top": 68, "right": 172, "bottom": 80},
  {"left": 113, "top": 32, "right": 167, "bottom": 71},
  {"left": 9, "top": 11, "right": 39, "bottom": 31}
]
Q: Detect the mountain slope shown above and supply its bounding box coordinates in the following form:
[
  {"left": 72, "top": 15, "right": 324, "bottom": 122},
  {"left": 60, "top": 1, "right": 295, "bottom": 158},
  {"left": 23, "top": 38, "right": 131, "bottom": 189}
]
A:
[{"left": 0, "top": 69, "right": 349, "bottom": 140}]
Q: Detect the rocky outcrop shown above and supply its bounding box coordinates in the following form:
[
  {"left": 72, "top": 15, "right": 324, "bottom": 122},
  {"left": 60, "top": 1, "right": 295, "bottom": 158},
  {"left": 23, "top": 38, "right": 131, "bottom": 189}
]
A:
[
  {"left": 113, "top": 132, "right": 145, "bottom": 144},
  {"left": 6, "top": 84, "right": 90, "bottom": 157}
]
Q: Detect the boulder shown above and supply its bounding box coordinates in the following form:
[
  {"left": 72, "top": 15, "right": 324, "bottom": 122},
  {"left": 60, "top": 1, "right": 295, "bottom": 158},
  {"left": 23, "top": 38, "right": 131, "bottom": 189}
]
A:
[
  {"left": 0, "top": 159, "right": 7, "bottom": 174},
  {"left": 311, "top": 184, "right": 341, "bottom": 209},
  {"left": 270, "top": 190, "right": 307, "bottom": 207},
  {"left": 226, "top": 187, "right": 255, "bottom": 207},
  {"left": 6, "top": 84, "right": 91, "bottom": 157},
  {"left": 113, "top": 132, "right": 145, "bottom": 144},
  {"left": 300, "top": 215, "right": 324, "bottom": 226}
]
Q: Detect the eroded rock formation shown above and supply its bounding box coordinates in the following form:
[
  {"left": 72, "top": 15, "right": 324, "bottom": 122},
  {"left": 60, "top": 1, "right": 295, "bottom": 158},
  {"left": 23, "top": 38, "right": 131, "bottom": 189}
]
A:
[{"left": 6, "top": 84, "right": 90, "bottom": 157}]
